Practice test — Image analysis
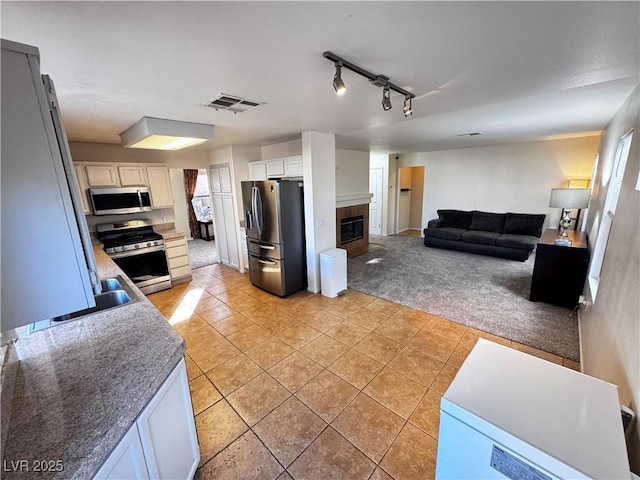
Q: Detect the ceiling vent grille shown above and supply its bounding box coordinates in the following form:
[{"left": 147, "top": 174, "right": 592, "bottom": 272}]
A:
[
  {"left": 204, "top": 94, "right": 264, "bottom": 113},
  {"left": 456, "top": 132, "right": 485, "bottom": 137}
]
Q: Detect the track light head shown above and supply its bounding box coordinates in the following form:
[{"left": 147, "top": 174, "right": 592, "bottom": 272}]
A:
[
  {"left": 333, "top": 64, "right": 346, "bottom": 95},
  {"left": 403, "top": 96, "right": 412, "bottom": 117},
  {"left": 382, "top": 86, "right": 392, "bottom": 111}
]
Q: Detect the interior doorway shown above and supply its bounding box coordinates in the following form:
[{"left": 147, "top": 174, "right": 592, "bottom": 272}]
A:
[
  {"left": 369, "top": 167, "right": 383, "bottom": 235},
  {"left": 396, "top": 166, "right": 424, "bottom": 235}
]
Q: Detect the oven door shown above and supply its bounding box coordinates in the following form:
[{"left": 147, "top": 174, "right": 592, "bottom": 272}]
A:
[{"left": 109, "top": 248, "right": 171, "bottom": 294}]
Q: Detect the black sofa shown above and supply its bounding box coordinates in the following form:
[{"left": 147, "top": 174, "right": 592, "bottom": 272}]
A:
[{"left": 423, "top": 210, "right": 546, "bottom": 261}]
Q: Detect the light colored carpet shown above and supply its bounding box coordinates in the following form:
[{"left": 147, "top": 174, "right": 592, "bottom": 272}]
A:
[
  {"left": 187, "top": 239, "right": 218, "bottom": 269},
  {"left": 348, "top": 235, "right": 579, "bottom": 361}
]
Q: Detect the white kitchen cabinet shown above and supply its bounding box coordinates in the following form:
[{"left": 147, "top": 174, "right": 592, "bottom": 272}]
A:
[
  {"left": 118, "top": 164, "right": 148, "bottom": 186},
  {"left": 146, "top": 165, "right": 174, "bottom": 208},
  {"left": 165, "top": 237, "right": 192, "bottom": 284},
  {"left": 284, "top": 156, "right": 303, "bottom": 177},
  {"left": 249, "top": 161, "right": 267, "bottom": 181},
  {"left": 266, "top": 158, "right": 285, "bottom": 178},
  {"left": 73, "top": 163, "right": 91, "bottom": 214},
  {"left": 86, "top": 163, "right": 121, "bottom": 187},
  {"left": 210, "top": 164, "right": 240, "bottom": 270},
  {"left": 1, "top": 40, "right": 96, "bottom": 328},
  {"left": 94, "top": 358, "right": 199, "bottom": 480}
]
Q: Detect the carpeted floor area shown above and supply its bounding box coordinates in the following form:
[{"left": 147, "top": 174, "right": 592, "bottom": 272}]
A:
[
  {"left": 188, "top": 238, "right": 218, "bottom": 269},
  {"left": 348, "top": 235, "right": 579, "bottom": 360}
]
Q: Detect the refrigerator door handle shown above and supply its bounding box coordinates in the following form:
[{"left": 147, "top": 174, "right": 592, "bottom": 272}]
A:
[
  {"left": 254, "top": 186, "right": 263, "bottom": 236},
  {"left": 249, "top": 240, "right": 275, "bottom": 250},
  {"left": 245, "top": 210, "right": 253, "bottom": 230},
  {"left": 256, "top": 258, "right": 277, "bottom": 265}
]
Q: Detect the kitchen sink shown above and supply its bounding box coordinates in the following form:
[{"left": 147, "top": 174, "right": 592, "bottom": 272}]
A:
[{"left": 28, "top": 276, "right": 137, "bottom": 332}]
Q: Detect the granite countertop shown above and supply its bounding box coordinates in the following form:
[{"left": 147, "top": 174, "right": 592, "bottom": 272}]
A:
[
  {"left": 2, "top": 247, "right": 185, "bottom": 479},
  {"left": 153, "top": 223, "right": 187, "bottom": 241}
]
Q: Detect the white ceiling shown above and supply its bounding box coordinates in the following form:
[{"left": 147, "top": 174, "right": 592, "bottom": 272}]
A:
[{"left": 2, "top": 1, "right": 639, "bottom": 154}]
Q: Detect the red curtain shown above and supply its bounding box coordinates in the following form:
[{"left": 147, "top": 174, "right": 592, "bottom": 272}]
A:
[{"left": 183, "top": 169, "right": 201, "bottom": 239}]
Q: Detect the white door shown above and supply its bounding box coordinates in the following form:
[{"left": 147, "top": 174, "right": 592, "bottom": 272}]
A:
[
  {"left": 222, "top": 194, "right": 240, "bottom": 269},
  {"left": 212, "top": 194, "right": 229, "bottom": 265},
  {"left": 369, "top": 167, "right": 383, "bottom": 235}
]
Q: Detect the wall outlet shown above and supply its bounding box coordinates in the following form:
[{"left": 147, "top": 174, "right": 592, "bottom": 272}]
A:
[{"left": 317, "top": 220, "right": 324, "bottom": 228}]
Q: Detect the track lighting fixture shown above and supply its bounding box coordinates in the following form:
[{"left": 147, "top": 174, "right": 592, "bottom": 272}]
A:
[
  {"left": 323, "top": 51, "right": 415, "bottom": 115},
  {"left": 403, "top": 96, "right": 412, "bottom": 117},
  {"left": 333, "top": 63, "right": 346, "bottom": 95},
  {"left": 382, "top": 86, "right": 392, "bottom": 111}
]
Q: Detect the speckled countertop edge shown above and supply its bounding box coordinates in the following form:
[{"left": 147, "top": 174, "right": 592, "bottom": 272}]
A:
[{"left": 2, "top": 246, "right": 185, "bottom": 479}]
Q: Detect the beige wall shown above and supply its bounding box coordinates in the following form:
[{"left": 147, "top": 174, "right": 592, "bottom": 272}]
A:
[
  {"left": 410, "top": 166, "right": 425, "bottom": 229},
  {"left": 580, "top": 87, "right": 639, "bottom": 472},
  {"left": 336, "top": 149, "right": 369, "bottom": 198}
]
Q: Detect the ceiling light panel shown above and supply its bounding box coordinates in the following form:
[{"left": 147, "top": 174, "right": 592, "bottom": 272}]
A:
[{"left": 120, "top": 117, "right": 214, "bottom": 150}]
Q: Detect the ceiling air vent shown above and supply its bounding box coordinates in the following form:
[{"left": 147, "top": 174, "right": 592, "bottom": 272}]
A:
[
  {"left": 204, "top": 94, "right": 264, "bottom": 114},
  {"left": 456, "top": 132, "right": 485, "bottom": 137}
]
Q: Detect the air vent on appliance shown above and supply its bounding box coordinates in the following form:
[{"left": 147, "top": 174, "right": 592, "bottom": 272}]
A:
[
  {"left": 204, "top": 94, "right": 264, "bottom": 113},
  {"left": 456, "top": 132, "right": 485, "bottom": 137}
]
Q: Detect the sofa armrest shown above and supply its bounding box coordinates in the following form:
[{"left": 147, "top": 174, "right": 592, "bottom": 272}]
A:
[{"left": 428, "top": 219, "right": 443, "bottom": 229}]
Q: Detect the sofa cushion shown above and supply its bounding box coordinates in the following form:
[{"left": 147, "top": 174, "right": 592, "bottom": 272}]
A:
[
  {"left": 469, "top": 211, "right": 506, "bottom": 233},
  {"left": 503, "top": 213, "right": 546, "bottom": 238},
  {"left": 460, "top": 230, "right": 501, "bottom": 245},
  {"left": 424, "top": 227, "right": 466, "bottom": 241},
  {"left": 496, "top": 234, "right": 539, "bottom": 250},
  {"left": 437, "top": 209, "right": 473, "bottom": 229}
]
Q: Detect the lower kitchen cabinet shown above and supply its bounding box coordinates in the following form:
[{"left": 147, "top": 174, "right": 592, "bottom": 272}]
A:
[
  {"left": 94, "top": 358, "right": 199, "bottom": 480},
  {"left": 166, "top": 236, "right": 192, "bottom": 283}
]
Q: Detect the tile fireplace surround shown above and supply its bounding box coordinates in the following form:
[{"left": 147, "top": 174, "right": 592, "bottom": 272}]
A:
[{"left": 336, "top": 205, "right": 369, "bottom": 257}]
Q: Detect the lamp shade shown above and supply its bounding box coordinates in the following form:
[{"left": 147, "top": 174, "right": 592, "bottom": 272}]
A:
[
  {"left": 120, "top": 117, "right": 214, "bottom": 150},
  {"left": 549, "top": 188, "right": 591, "bottom": 209}
]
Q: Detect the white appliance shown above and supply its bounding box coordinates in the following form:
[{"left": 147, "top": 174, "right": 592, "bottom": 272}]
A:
[
  {"left": 320, "top": 248, "right": 347, "bottom": 298},
  {"left": 436, "top": 339, "right": 630, "bottom": 480}
]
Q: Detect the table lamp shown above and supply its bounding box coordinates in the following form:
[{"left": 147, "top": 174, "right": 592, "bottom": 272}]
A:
[{"left": 549, "top": 188, "right": 591, "bottom": 240}]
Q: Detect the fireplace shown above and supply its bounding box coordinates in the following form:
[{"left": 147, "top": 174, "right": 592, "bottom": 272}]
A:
[
  {"left": 340, "top": 215, "right": 364, "bottom": 244},
  {"left": 336, "top": 204, "right": 369, "bottom": 257}
]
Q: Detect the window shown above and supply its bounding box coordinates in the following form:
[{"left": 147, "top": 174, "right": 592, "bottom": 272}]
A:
[
  {"left": 588, "top": 130, "right": 633, "bottom": 300},
  {"left": 191, "top": 170, "right": 212, "bottom": 221}
]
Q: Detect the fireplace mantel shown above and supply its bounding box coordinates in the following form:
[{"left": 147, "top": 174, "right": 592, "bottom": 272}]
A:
[{"left": 336, "top": 192, "right": 373, "bottom": 208}]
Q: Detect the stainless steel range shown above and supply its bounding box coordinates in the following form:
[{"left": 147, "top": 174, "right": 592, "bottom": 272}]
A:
[{"left": 97, "top": 220, "right": 172, "bottom": 295}]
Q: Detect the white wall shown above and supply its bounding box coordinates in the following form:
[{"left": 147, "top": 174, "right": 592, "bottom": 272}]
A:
[
  {"left": 410, "top": 166, "right": 425, "bottom": 229},
  {"left": 580, "top": 87, "right": 639, "bottom": 472},
  {"left": 398, "top": 136, "right": 600, "bottom": 231},
  {"left": 261, "top": 138, "right": 302, "bottom": 160},
  {"left": 336, "top": 149, "right": 369, "bottom": 197}
]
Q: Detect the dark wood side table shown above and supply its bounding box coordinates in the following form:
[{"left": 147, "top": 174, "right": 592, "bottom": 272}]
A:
[
  {"left": 529, "top": 229, "right": 589, "bottom": 309},
  {"left": 198, "top": 220, "right": 214, "bottom": 241}
]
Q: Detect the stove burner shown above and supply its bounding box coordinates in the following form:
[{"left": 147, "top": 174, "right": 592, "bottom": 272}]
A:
[{"left": 97, "top": 222, "right": 164, "bottom": 255}]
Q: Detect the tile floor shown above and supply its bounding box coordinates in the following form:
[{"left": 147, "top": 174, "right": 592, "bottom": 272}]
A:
[{"left": 148, "top": 264, "right": 581, "bottom": 480}]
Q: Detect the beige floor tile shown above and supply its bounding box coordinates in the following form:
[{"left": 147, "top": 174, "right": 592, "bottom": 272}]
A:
[
  {"left": 276, "top": 471, "right": 294, "bottom": 480},
  {"left": 459, "top": 327, "right": 511, "bottom": 348},
  {"left": 180, "top": 325, "right": 225, "bottom": 353},
  {"left": 288, "top": 427, "right": 376, "bottom": 480},
  {"left": 256, "top": 312, "right": 296, "bottom": 334},
  {"left": 331, "top": 393, "right": 404, "bottom": 462},
  {"left": 370, "top": 467, "right": 394, "bottom": 480},
  {"left": 392, "top": 307, "right": 431, "bottom": 329},
  {"left": 425, "top": 315, "right": 468, "bottom": 342},
  {"left": 189, "top": 338, "right": 241, "bottom": 372},
  {"left": 409, "top": 389, "right": 441, "bottom": 439},
  {"left": 275, "top": 322, "right": 322, "bottom": 349},
  {"left": 299, "top": 334, "right": 350, "bottom": 367},
  {"left": 510, "top": 342, "right": 563, "bottom": 364},
  {"left": 245, "top": 336, "right": 296, "bottom": 369},
  {"left": 193, "top": 295, "right": 226, "bottom": 314},
  {"left": 303, "top": 294, "right": 339, "bottom": 310},
  {"left": 205, "top": 353, "right": 263, "bottom": 396},
  {"left": 342, "top": 289, "right": 376, "bottom": 307},
  {"left": 210, "top": 313, "right": 255, "bottom": 337},
  {"left": 195, "top": 430, "right": 283, "bottom": 480},
  {"left": 226, "top": 372, "right": 291, "bottom": 426},
  {"left": 406, "top": 329, "right": 457, "bottom": 362},
  {"left": 388, "top": 347, "right": 444, "bottom": 387},
  {"left": 173, "top": 284, "right": 212, "bottom": 302},
  {"left": 364, "top": 298, "right": 402, "bottom": 317},
  {"left": 253, "top": 396, "right": 326, "bottom": 467},
  {"left": 380, "top": 423, "right": 438, "bottom": 480},
  {"left": 323, "top": 299, "right": 363, "bottom": 319},
  {"left": 300, "top": 310, "right": 343, "bottom": 332},
  {"left": 241, "top": 305, "right": 281, "bottom": 323},
  {"left": 189, "top": 375, "right": 222, "bottom": 415},
  {"left": 353, "top": 333, "right": 403, "bottom": 364},
  {"left": 226, "top": 295, "right": 265, "bottom": 313},
  {"left": 168, "top": 312, "right": 210, "bottom": 336},
  {"left": 563, "top": 358, "right": 581, "bottom": 371},
  {"left": 346, "top": 309, "right": 388, "bottom": 331},
  {"left": 226, "top": 324, "right": 273, "bottom": 351},
  {"left": 195, "top": 399, "right": 248, "bottom": 466},
  {"left": 295, "top": 370, "right": 359, "bottom": 423},
  {"left": 185, "top": 354, "right": 203, "bottom": 381},
  {"left": 364, "top": 367, "right": 427, "bottom": 419},
  {"left": 325, "top": 322, "right": 370, "bottom": 347},
  {"left": 204, "top": 282, "right": 235, "bottom": 297},
  {"left": 328, "top": 349, "right": 384, "bottom": 389},
  {"left": 276, "top": 299, "right": 321, "bottom": 320},
  {"left": 199, "top": 304, "right": 236, "bottom": 325},
  {"left": 268, "top": 352, "right": 324, "bottom": 393},
  {"left": 430, "top": 363, "right": 459, "bottom": 395},
  {"left": 374, "top": 318, "right": 419, "bottom": 345},
  {"left": 447, "top": 341, "right": 474, "bottom": 368}
]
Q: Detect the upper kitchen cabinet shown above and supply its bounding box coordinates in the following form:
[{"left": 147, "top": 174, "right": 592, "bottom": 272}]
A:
[
  {"left": 283, "top": 156, "right": 303, "bottom": 177},
  {"left": 118, "top": 164, "right": 148, "bottom": 186},
  {"left": 86, "top": 163, "right": 121, "bottom": 187},
  {"left": 1, "top": 39, "right": 96, "bottom": 328},
  {"left": 249, "top": 161, "right": 267, "bottom": 181},
  {"left": 146, "top": 165, "right": 174, "bottom": 208},
  {"left": 249, "top": 156, "right": 303, "bottom": 180}
]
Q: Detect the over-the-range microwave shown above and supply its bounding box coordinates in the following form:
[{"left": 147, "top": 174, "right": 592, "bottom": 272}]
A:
[{"left": 89, "top": 187, "right": 152, "bottom": 215}]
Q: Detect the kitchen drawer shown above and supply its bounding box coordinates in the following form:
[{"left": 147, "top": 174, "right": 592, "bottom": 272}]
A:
[
  {"left": 166, "top": 244, "right": 188, "bottom": 259},
  {"left": 170, "top": 264, "right": 192, "bottom": 280},
  {"left": 168, "top": 255, "right": 189, "bottom": 269},
  {"left": 165, "top": 237, "right": 187, "bottom": 248}
]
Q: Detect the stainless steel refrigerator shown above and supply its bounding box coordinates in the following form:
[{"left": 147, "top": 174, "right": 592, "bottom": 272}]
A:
[{"left": 242, "top": 180, "right": 307, "bottom": 297}]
